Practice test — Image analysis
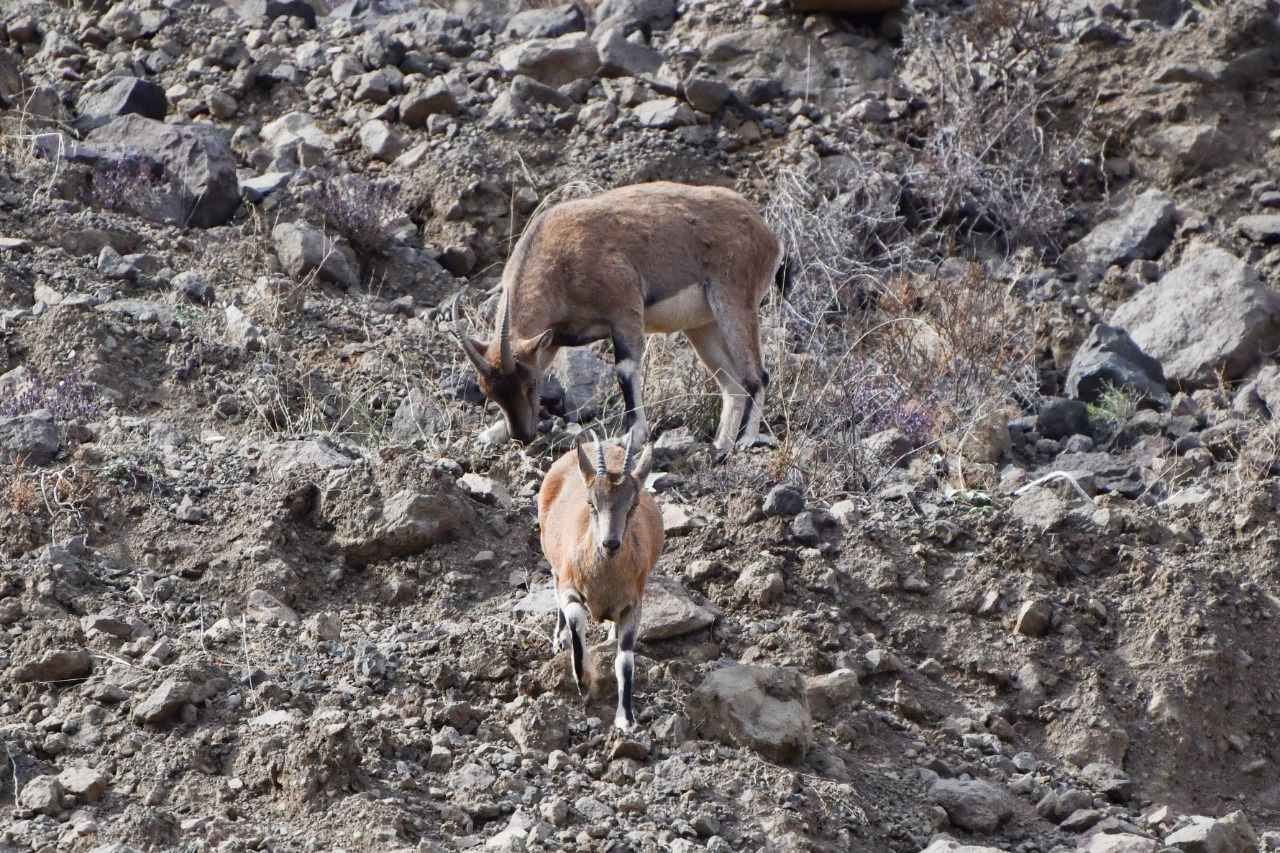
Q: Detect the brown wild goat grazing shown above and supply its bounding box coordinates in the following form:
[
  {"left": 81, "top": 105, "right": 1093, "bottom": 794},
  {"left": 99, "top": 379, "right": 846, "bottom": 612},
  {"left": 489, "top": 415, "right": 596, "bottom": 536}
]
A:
[
  {"left": 452, "top": 181, "right": 785, "bottom": 456},
  {"left": 538, "top": 430, "right": 662, "bottom": 730}
]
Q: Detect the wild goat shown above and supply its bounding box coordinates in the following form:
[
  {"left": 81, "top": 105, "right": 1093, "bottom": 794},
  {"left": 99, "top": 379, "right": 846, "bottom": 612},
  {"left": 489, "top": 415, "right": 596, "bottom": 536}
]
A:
[
  {"left": 537, "top": 430, "right": 662, "bottom": 730},
  {"left": 452, "top": 181, "right": 785, "bottom": 456}
]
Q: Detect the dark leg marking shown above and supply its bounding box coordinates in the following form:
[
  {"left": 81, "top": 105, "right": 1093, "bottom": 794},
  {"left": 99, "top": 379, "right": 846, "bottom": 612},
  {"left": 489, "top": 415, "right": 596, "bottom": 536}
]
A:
[
  {"left": 619, "top": 623, "right": 636, "bottom": 725},
  {"left": 612, "top": 335, "right": 641, "bottom": 430},
  {"left": 570, "top": 620, "right": 585, "bottom": 687}
]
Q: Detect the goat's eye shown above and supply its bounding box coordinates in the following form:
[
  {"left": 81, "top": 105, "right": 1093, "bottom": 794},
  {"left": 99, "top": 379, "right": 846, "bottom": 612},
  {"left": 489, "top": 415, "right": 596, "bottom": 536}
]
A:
[{"left": 588, "top": 505, "right": 598, "bottom": 516}]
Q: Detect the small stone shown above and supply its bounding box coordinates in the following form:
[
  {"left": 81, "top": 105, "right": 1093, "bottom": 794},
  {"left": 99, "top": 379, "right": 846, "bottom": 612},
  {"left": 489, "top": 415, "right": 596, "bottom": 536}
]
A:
[
  {"left": 1237, "top": 214, "right": 1280, "bottom": 244},
  {"left": 683, "top": 75, "right": 730, "bottom": 113},
  {"left": 1038, "top": 398, "right": 1090, "bottom": 440},
  {"left": 305, "top": 612, "right": 341, "bottom": 641},
  {"left": 207, "top": 90, "right": 238, "bottom": 119},
  {"left": 359, "top": 118, "right": 405, "bottom": 161},
  {"left": 804, "top": 669, "right": 861, "bottom": 721},
  {"left": 633, "top": 97, "right": 696, "bottom": 128},
  {"left": 18, "top": 775, "right": 64, "bottom": 816},
  {"left": 763, "top": 484, "right": 804, "bottom": 517},
  {"left": 246, "top": 589, "right": 300, "bottom": 626},
  {"left": 354, "top": 70, "right": 393, "bottom": 104},
  {"left": 400, "top": 78, "right": 459, "bottom": 127},
  {"left": 1014, "top": 599, "right": 1053, "bottom": 637},
  {"left": 12, "top": 649, "right": 93, "bottom": 683},
  {"left": 661, "top": 503, "right": 702, "bottom": 536},
  {"left": 459, "top": 474, "right": 513, "bottom": 509},
  {"left": 173, "top": 270, "right": 215, "bottom": 304},
  {"left": 57, "top": 766, "right": 108, "bottom": 802},
  {"left": 427, "top": 746, "right": 453, "bottom": 772},
  {"left": 133, "top": 677, "right": 193, "bottom": 724}
]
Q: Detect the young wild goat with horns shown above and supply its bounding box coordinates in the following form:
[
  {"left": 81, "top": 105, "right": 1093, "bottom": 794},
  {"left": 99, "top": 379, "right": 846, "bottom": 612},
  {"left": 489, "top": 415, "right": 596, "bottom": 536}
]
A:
[
  {"left": 538, "top": 430, "right": 662, "bottom": 731},
  {"left": 451, "top": 181, "right": 785, "bottom": 457}
]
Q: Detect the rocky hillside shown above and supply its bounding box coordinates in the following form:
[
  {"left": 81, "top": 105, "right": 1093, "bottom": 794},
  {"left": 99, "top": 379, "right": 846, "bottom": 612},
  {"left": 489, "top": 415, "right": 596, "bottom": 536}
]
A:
[{"left": 2, "top": 0, "right": 1280, "bottom": 851}]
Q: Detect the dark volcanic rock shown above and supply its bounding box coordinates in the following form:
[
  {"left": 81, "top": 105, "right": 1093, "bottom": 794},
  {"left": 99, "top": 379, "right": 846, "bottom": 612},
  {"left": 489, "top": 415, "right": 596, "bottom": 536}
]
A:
[
  {"left": 86, "top": 115, "right": 240, "bottom": 227},
  {"left": 75, "top": 76, "right": 168, "bottom": 132},
  {"left": 1066, "top": 324, "right": 1170, "bottom": 407}
]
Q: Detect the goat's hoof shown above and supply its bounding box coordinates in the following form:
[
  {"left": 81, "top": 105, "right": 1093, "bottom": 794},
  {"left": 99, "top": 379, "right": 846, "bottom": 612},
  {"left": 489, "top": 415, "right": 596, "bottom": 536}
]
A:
[
  {"left": 710, "top": 447, "right": 731, "bottom": 465},
  {"left": 614, "top": 714, "right": 634, "bottom": 732}
]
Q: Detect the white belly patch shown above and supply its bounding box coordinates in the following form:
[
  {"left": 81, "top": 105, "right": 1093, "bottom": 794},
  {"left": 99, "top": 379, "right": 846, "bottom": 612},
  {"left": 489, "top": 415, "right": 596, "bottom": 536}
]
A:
[{"left": 644, "top": 285, "right": 714, "bottom": 334}]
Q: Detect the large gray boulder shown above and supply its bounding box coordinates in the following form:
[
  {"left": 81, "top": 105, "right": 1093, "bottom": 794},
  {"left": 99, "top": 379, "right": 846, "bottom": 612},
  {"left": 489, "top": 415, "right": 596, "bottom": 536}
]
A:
[
  {"left": 86, "top": 115, "right": 240, "bottom": 227},
  {"left": 1164, "top": 811, "right": 1259, "bottom": 853},
  {"left": 1065, "top": 324, "right": 1170, "bottom": 406},
  {"left": 920, "top": 841, "right": 1010, "bottom": 853},
  {"left": 595, "top": 0, "right": 676, "bottom": 32},
  {"left": 550, "top": 347, "right": 611, "bottom": 422},
  {"left": 595, "top": 26, "right": 663, "bottom": 78},
  {"left": 1064, "top": 189, "right": 1176, "bottom": 279},
  {"left": 687, "top": 665, "right": 812, "bottom": 763},
  {"left": 338, "top": 487, "right": 475, "bottom": 566},
  {"left": 1109, "top": 245, "right": 1280, "bottom": 388},
  {"left": 224, "top": 0, "right": 317, "bottom": 27},
  {"left": 504, "top": 3, "right": 584, "bottom": 39},
  {"left": 0, "top": 409, "right": 59, "bottom": 465},
  {"left": 1079, "top": 835, "right": 1158, "bottom": 853},
  {"left": 74, "top": 76, "right": 168, "bottom": 132},
  {"left": 928, "top": 778, "right": 1015, "bottom": 833},
  {"left": 497, "top": 34, "right": 600, "bottom": 87},
  {"left": 1149, "top": 124, "right": 1234, "bottom": 178}
]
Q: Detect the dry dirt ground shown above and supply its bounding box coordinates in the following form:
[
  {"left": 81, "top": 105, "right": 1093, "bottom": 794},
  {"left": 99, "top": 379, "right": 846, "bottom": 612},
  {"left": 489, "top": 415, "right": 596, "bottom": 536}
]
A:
[{"left": 3, "top": 0, "right": 1280, "bottom": 851}]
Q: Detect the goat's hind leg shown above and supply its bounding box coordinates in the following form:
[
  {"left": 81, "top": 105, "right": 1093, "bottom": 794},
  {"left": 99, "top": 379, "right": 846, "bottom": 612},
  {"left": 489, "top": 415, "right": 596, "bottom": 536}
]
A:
[
  {"left": 613, "top": 604, "right": 641, "bottom": 731},
  {"left": 685, "top": 324, "right": 749, "bottom": 459},
  {"left": 557, "top": 587, "right": 590, "bottom": 695}
]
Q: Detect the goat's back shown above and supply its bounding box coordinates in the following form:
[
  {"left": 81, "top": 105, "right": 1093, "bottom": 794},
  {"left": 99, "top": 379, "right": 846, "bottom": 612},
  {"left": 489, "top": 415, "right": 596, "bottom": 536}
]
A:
[{"left": 507, "top": 182, "right": 780, "bottom": 333}]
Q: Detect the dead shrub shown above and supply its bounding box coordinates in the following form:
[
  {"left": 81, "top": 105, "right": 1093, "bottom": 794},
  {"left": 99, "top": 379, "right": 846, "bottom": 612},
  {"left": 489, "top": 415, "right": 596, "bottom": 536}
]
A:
[
  {"left": 5, "top": 468, "right": 40, "bottom": 515},
  {"left": 746, "top": 166, "right": 1041, "bottom": 495},
  {"left": 902, "top": 0, "right": 1088, "bottom": 251},
  {"left": 301, "top": 174, "right": 403, "bottom": 259}
]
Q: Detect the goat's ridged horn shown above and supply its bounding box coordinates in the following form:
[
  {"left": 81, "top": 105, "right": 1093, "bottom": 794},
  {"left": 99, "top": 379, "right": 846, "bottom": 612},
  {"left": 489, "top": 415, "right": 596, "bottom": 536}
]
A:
[
  {"left": 450, "top": 290, "right": 489, "bottom": 374},
  {"left": 623, "top": 428, "right": 636, "bottom": 476},
  {"left": 499, "top": 290, "right": 515, "bottom": 373},
  {"left": 592, "top": 429, "right": 607, "bottom": 477}
]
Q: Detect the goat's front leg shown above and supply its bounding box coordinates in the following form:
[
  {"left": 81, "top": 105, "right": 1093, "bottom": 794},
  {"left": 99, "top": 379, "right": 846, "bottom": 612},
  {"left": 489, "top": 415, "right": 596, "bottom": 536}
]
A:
[
  {"left": 551, "top": 607, "right": 566, "bottom": 655},
  {"left": 611, "top": 332, "right": 649, "bottom": 446},
  {"left": 613, "top": 603, "right": 641, "bottom": 731},
  {"left": 556, "top": 587, "right": 589, "bottom": 695}
]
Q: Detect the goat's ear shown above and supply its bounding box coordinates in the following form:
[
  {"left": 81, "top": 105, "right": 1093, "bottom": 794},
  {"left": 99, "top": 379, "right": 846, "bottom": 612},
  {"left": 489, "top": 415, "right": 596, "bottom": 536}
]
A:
[
  {"left": 630, "top": 443, "right": 654, "bottom": 484},
  {"left": 459, "top": 336, "right": 493, "bottom": 376},
  {"left": 518, "top": 330, "right": 556, "bottom": 361},
  {"left": 575, "top": 439, "right": 596, "bottom": 485}
]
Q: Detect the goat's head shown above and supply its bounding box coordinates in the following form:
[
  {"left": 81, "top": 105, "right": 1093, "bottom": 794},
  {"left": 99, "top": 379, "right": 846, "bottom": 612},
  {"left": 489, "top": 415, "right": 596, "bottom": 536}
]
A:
[
  {"left": 575, "top": 430, "right": 654, "bottom": 557},
  {"left": 452, "top": 291, "right": 553, "bottom": 444}
]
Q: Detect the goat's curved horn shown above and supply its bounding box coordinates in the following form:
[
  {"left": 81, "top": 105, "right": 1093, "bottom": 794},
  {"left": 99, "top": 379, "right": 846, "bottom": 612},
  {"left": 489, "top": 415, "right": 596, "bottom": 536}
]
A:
[
  {"left": 450, "top": 291, "right": 489, "bottom": 374},
  {"left": 623, "top": 428, "right": 636, "bottom": 476},
  {"left": 592, "top": 429, "right": 607, "bottom": 477},
  {"left": 499, "top": 290, "right": 515, "bottom": 373}
]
